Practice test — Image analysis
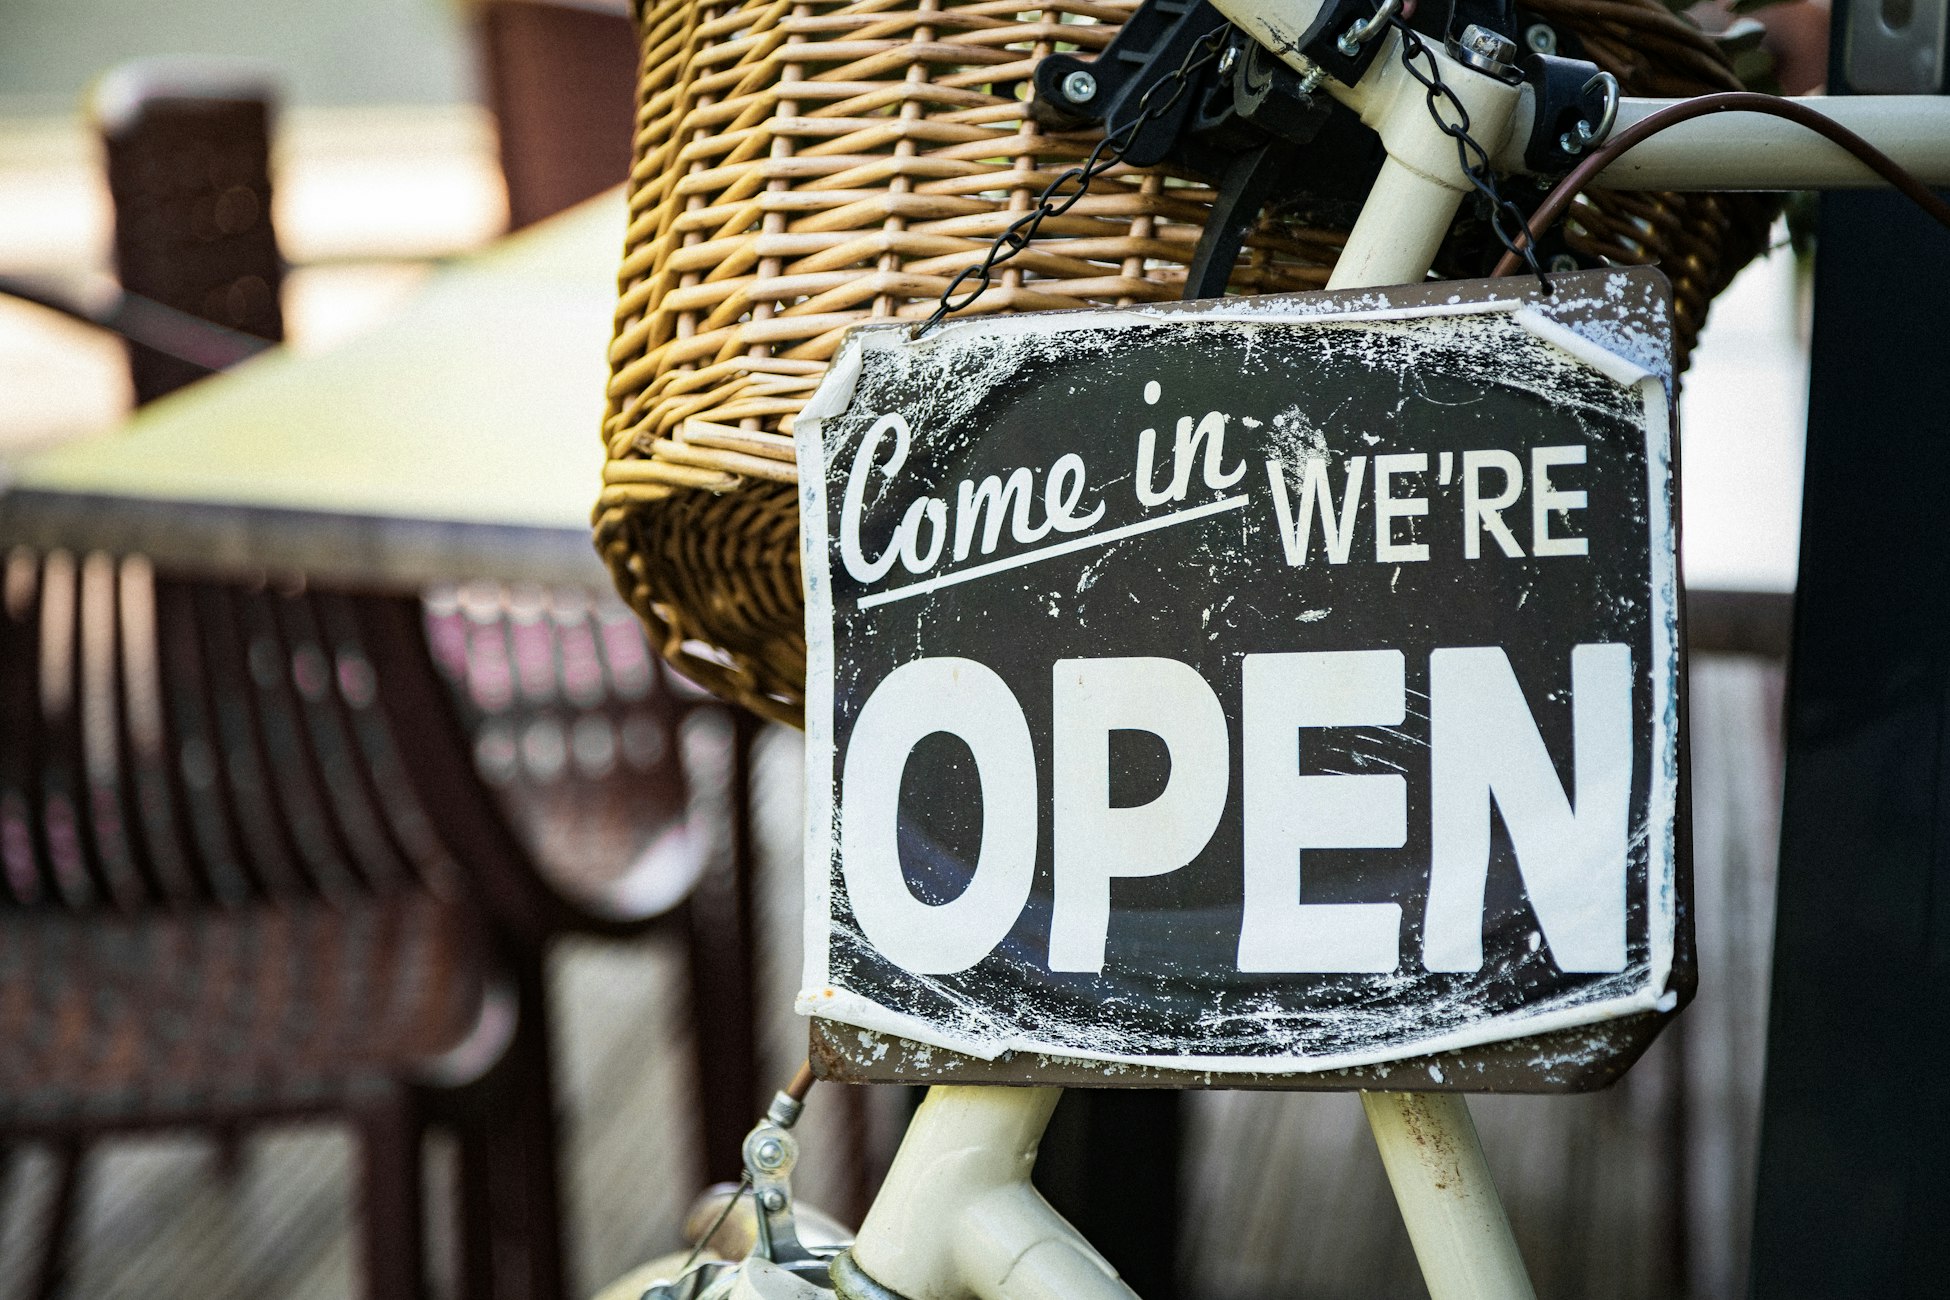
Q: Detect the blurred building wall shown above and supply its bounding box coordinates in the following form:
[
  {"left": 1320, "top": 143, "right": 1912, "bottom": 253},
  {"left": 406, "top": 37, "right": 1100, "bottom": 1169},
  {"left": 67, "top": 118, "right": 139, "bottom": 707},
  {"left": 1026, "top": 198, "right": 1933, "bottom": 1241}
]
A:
[{"left": 0, "top": 0, "right": 475, "bottom": 113}]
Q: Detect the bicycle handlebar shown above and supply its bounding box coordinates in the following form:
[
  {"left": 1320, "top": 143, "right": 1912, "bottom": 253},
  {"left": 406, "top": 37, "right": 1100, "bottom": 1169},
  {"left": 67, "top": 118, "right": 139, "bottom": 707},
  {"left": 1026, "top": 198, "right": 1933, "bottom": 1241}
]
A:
[
  {"left": 1508, "top": 94, "right": 1950, "bottom": 191},
  {"left": 1207, "top": 0, "right": 1950, "bottom": 196}
]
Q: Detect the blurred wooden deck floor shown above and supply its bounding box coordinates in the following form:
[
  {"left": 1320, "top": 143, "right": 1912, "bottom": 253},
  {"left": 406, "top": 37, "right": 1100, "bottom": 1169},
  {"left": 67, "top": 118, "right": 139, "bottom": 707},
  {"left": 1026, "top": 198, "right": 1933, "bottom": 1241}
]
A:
[{"left": 0, "top": 655, "right": 1783, "bottom": 1300}]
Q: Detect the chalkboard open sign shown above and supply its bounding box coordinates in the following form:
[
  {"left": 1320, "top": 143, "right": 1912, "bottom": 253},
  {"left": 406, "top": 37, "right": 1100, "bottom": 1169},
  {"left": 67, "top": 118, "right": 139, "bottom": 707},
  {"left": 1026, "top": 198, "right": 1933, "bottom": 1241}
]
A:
[{"left": 796, "top": 269, "right": 1689, "bottom": 1089}]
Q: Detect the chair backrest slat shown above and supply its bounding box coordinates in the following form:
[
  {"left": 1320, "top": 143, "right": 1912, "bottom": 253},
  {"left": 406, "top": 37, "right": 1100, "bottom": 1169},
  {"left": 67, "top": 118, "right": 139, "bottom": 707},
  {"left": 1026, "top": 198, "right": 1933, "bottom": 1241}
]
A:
[
  {"left": 150, "top": 577, "right": 256, "bottom": 906},
  {"left": 1, "top": 548, "right": 51, "bottom": 908},
  {"left": 113, "top": 555, "right": 206, "bottom": 906},
  {"left": 229, "top": 584, "right": 365, "bottom": 901},
  {"left": 313, "top": 590, "right": 465, "bottom": 895},
  {"left": 78, "top": 549, "right": 164, "bottom": 911},
  {"left": 276, "top": 588, "right": 420, "bottom": 894},
  {"left": 34, "top": 550, "right": 110, "bottom": 909},
  {"left": 168, "top": 580, "right": 300, "bottom": 904}
]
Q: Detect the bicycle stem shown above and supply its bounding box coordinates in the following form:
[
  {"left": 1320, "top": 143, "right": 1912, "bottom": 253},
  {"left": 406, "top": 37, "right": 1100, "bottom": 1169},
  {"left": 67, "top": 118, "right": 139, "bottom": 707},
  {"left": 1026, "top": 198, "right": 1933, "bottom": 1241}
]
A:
[
  {"left": 1323, "top": 27, "right": 1522, "bottom": 289},
  {"left": 845, "top": 1083, "right": 1535, "bottom": 1300}
]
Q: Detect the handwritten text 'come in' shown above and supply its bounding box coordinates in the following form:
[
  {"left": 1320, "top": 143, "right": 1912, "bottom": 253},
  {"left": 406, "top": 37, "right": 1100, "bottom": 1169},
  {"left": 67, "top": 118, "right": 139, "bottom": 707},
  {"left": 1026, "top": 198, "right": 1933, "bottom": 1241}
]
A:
[{"left": 838, "top": 381, "right": 1594, "bottom": 609}]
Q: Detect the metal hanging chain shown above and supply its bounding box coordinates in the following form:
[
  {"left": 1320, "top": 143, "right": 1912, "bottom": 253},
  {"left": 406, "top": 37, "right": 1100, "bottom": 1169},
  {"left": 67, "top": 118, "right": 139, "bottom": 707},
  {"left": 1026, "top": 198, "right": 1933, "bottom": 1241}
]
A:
[
  {"left": 912, "top": 25, "right": 1231, "bottom": 338},
  {"left": 1384, "top": 15, "right": 1551, "bottom": 289}
]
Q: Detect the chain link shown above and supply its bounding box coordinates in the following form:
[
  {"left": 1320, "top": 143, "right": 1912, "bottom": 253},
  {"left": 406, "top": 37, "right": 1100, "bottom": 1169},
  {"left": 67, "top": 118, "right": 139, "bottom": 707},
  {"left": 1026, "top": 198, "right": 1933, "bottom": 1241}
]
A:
[
  {"left": 912, "top": 26, "right": 1230, "bottom": 337},
  {"left": 1385, "top": 16, "right": 1550, "bottom": 288}
]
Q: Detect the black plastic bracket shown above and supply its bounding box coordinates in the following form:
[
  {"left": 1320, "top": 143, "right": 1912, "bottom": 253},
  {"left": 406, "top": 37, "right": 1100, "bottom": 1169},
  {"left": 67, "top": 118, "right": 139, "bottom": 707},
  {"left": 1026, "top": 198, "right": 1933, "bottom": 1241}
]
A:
[
  {"left": 1520, "top": 51, "right": 1613, "bottom": 174},
  {"left": 1183, "top": 136, "right": 1308, "bottom": 299},
  {"left": 1228, "top": 36, "right": 1334, "bottom": 142},
  {"left": 1032, "top": 0, "right": 1226, "bottom": 165}
]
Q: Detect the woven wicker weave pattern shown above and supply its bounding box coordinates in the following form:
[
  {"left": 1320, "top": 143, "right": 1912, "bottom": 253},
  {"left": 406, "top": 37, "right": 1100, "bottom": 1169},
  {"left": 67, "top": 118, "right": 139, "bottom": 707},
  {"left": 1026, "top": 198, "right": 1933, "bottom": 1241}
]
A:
[{"left": 597, "top": 0, "right": 1771, "bottom": 725}]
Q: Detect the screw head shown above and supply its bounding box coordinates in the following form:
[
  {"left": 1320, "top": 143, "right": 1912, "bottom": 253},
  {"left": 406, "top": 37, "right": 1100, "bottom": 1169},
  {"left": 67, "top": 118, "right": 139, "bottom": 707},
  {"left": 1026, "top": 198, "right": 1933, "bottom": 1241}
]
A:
[
  {"left": 1548, "top": 253, "right": 1579, "bottom": 274},
  {"left": 1217, "top": 45, "right": 1238, "bottom": 77},
  {"left": 1524, "top": 23, "right": 1557, "bottom": 55},
  {"left": 759, "top": 1188, "right": 787, "bottom": 1212},
  {"left": 1061, "top": 70, "right": 1098, "bottom": 104},
  {"left": 752, "top": 1137, "right": 786, "bottom": 1170}
]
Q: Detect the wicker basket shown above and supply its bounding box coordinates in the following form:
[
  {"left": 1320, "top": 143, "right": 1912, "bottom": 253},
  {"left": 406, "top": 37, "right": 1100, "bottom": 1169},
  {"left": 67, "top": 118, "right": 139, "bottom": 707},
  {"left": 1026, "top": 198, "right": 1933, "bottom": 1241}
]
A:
[{"left": 596, "top": 0, "right": 1772, "bottom": 725}]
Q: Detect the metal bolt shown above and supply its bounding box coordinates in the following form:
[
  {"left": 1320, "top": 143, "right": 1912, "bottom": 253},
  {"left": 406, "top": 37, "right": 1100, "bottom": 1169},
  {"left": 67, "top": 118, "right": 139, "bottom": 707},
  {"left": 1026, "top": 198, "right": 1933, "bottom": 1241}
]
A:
[
  {"left": 1338, "top": 0, "right": 1401, "bottom": 57},
  {"left": 1217, "top": 45, "right": 1238, "bottom": 77},
  {"left": 1548, "top": 253, "right": 1579, "bottom": 274},
  {"left": 1524, "top": 23, "right": 1557, "bottom": 55},
  {"left": 1062, "top": 70, "right": 1098, "bottom": 104},
  {"left": 759, "top": 1188, "right": 787, "bottom": 1212},
  {"left": 752, "top": 1137, "right": 786, "bottom": 1170}
]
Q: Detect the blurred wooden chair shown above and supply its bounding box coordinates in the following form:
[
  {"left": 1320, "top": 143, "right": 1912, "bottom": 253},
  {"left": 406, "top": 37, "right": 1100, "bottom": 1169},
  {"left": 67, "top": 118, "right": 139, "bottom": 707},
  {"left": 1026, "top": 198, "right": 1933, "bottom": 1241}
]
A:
[
  {"left": 420, "top": 577, "right": 765, "bottom": 1194},
  {"left": 0, "top": 64, "right": 757, "bottom": 1300},
  {"left": 0, "top": 559, "right": 490, "bottom": 1300},
  {"left": 473, "top": 0, "right": 639, "bottom": 231}
]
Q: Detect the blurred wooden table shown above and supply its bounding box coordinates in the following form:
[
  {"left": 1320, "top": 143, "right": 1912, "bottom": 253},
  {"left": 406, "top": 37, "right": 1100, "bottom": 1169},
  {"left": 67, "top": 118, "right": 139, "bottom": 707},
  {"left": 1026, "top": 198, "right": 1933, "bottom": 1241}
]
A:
[{"left": 0, "top": 187, "right": 623, "bottom": 588}]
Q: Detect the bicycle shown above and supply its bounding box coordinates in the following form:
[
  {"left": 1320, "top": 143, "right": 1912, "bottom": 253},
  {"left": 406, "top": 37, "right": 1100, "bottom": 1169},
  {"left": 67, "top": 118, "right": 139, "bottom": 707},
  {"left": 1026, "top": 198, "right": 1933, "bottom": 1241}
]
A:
[{"left": 605, "top": 0, "right": 1950, "bottom": 1295}]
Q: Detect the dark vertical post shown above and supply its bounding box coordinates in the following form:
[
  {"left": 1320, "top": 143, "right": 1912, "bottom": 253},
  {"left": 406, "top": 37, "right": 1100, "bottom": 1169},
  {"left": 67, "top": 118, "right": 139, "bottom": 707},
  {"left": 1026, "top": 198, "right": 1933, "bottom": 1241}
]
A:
[
  {"left": 357, "top": 1090, "right": 429, "bottom": 1300},
  {"left": 31, "top": 1140, "right": 85, "bottom": 1300},
  {"left": 506, "top": 948, "right": 571, "bottom": 1300},
  {"left": 94, "top": 63, "right": 285, "bottom": 406},
  {"left": 475, "top": 1, "right": 639, "bottom": 230},
  {"left": 1035, "top": 1090, "right": 1182, "bottom": 1300},
  {"left": 1749, "top": 8, "right": 1950, "bottom": 1294},
  {"left": 685, "top": 706, "right": 764, "bottom": 1184}
]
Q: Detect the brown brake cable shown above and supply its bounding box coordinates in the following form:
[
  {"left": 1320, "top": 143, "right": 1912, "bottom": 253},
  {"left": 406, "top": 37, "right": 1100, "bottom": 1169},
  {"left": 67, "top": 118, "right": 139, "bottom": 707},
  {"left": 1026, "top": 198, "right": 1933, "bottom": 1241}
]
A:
[
  {"left": 784, "top": 1060, "right": 816, "bottom": 1103},
  {"left": 1492, "top": 90, "right": 1950, "bottom": 280}
]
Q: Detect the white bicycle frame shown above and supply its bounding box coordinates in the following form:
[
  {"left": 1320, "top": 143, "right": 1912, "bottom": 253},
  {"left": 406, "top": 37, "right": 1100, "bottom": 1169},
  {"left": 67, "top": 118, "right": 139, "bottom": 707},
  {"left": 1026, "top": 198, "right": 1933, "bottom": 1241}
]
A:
[{"left": 806, "top": 10, "right": 1950, "bottom": 1300}]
